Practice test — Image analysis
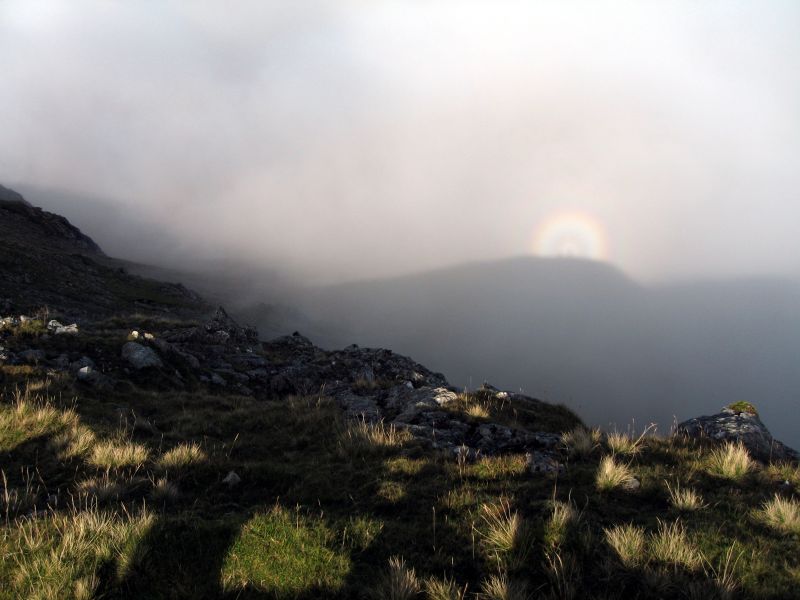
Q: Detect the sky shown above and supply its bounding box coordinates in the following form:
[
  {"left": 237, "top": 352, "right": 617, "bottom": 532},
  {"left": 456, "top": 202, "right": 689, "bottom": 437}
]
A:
[{"left": 1, "top": 0, "right": 799, "bottom": 284}]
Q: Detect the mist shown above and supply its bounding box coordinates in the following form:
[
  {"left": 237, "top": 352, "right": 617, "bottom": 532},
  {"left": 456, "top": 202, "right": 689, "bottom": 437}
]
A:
[
  {"left": 2, "top": 1, "right": 800, "bottom": 283},
  {"left": 2, "top": 2, "right": 800, "bottom": 444}
]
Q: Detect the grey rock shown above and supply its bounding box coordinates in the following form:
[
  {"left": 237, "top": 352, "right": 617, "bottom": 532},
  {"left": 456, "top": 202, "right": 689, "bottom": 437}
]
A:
[
  {"left": 677, "top": 407, "right": 798, "bottom": 463},
  {"left": 222, "top": 471, "right": 241, "bottom": 487},
  {"left": 526, "top": 451, "right": 564, "bottom": 475},
  {"left": 76, "top": 365, "right": 96, "bottom": 381},
  {"left": 121, "top": 342, "right": 163, "bottom": 369},
  {"left": 70, "top": 356, "right": 96, "bottom": 373}
]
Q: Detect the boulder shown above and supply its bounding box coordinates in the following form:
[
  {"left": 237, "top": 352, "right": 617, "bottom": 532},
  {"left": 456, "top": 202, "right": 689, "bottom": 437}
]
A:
[
  {"left": 121, "top": 342, "right": 163, "bottom": 370},
  {"left": 677, "top": 406, "right": 798, "bottom": 463}
]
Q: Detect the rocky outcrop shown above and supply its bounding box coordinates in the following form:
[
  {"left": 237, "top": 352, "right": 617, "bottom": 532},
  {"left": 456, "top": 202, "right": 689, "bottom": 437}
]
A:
[{"left": 677, "top": 406, "right": 798, "bottom": 463}]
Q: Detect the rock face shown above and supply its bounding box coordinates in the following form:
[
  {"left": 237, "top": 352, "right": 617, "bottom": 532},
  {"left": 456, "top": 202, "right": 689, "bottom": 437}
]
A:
[{"left": 677, "top": 407, "right": 798, "bottom": 463}]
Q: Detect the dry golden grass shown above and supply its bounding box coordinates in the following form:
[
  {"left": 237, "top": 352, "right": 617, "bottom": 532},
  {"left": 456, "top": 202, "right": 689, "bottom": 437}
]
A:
[
  {"left": 52, "top": 425, "right": 97, "bottom": 460},
  {"left": 479, "top": 573, "right": 529, "bottom": 600},
  {"left": 338, "top": 419, "right": 411, "bottom": 455},
  {"left": 7, "top": 505, "right": 153, "bottom": 599},
  {"left": 466, "top": 402, "right": 491, "bottom": 419},
  {"left": 150, "top": 477, "right": 179, "bottom": 504},
  {"left": 604, "top": 523, "right": 646, "bottom": 569},
  {"left": 595, "top": 456, "right": 636, "bottom": 492},
  {"left": 606, "top": 423, "right": 656, "bottom": 456},
  {"left": 479, "top": 498, "right": 524, "bottom": 566},
  {"left": 157, "top": 442, "right": 207, "bottom": 470},
  {"left": 88, "top": 439, "right": 149, "bottom": 469},
  {"left": 77, "top": 474, "right": 123, "bottom": 503},
  {"left": 665, "top": 481, "right": 706, "bottom": 512},
  {"left": 561, "top": 426, "right": 600, "bottom": 458},
  {"left": 545, "top": 499, "right": 579, "bottom": 549},
  {"left": 757, "top": 495, "right": 800, "bottom": 535},
  {"left": 424, "top": 576, "right": 467, "bottom": 600},
  {"left": 376, "top": 556, "right": 420, "bottom": 600},
  {"left": 649, "top": 519, "right": 703, "bottom": 571},
  {"left": 0, "top": 391, "right": 78, "bottom": 447},
  {"left": 706, "top": 441, "right": 754, "bottom": 481}
]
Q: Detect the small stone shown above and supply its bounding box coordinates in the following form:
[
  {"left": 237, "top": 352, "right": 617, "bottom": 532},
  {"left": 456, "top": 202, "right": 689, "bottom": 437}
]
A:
[
  {"left": 622, "top": 477, "right": 641, "bottom": 491},
  {"left": 223, "top": 471, "right": 241, "bottom": 487}
]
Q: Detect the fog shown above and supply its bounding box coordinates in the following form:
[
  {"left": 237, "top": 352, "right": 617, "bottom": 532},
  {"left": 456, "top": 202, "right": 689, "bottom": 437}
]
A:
[
  {"left": 2, "top": 1, "right": 800, "bottom": 283},
  {"left": 2, "top": 2, "right": 800, "bottom": 443}
]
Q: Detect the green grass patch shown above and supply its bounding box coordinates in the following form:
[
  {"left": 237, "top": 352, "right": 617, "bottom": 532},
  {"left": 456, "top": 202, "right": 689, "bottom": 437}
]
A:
[{"left": 220, "top": 505, "right": 351, "bottom": 597}]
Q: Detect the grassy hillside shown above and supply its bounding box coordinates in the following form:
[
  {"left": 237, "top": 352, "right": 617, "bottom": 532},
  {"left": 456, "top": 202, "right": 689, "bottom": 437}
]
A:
[{"left": 2, "top": 328, "right": 799, "bottom": 599}]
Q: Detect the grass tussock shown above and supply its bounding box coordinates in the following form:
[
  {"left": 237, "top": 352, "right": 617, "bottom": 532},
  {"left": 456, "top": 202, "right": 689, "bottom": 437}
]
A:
[
  {"left": 6, "top": 506, "right": 153, "bottom": 599},
  {"left": 424, "top": 576, "right": 467, "bottom": 600},
  {"left": 338, "top": 419, "right": 410, "bottom": 455},
  {"left": 649, "top": 519, "right": 703, "bottom": 571},
  {"left": 0, "top": 392, "right": 78, "bottom": 450},
  {"left": 375, "top": 556, "right": 420, "bottom": 600},
  {"left": 706, "top": 441, "right": 754, "bottom": 481},
  {"left": 52, "top": 426, "right": 97, "bottom": 460},
  {"left": 758, "top": 495, "right": 800, "bottom": 535},
  {"left": 595, "top": 456, "right": 636, "bottom": 492},
  {"left": 665, "top": 481, "right": 706, "bottom": 512},
  {"left": 605, "top": 424, "right": 653, "bottom": 456},
  {"left": 479, "top": 498, "right": 525, "bottom": 566},
  {"left": 88, "top": 439, "right": 149, "bottom": 470},
  {"left": 561, "top": 426, "right": 600, "bottom": 458},
  {"left": 466, "top": 401, "right": 491, "bottom": 420},
  {"left": 479, "top": 573, "right": 528, "bottom": 600},
  {"left": 545, "top": 499, "right": 579, "bottom": 549},
  {"left": 150, "top": 477, "right": 179, "bottom": 504},
  {"left": 157, "top": 442, "right": 207, "bottom": 470},
  {"left": 77, "top": 474, "right": 123, "bottom": 503},
  {"left": 604, "top": 523, "right": 646, "bottom": 568}
]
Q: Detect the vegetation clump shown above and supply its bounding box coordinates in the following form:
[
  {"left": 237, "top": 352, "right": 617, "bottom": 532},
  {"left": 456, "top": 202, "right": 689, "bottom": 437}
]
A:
[
  {"left": 727, "top": 401, "right": 758, "bottom": 415},
  {"left": 706, "top": 441, "right": 754, "bottom": 481}
]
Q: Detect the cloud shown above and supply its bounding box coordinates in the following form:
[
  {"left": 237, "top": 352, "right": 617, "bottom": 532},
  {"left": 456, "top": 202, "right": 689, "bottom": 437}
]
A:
[{"left": 1, "top": 0, "right": 799, "bottom": 282}]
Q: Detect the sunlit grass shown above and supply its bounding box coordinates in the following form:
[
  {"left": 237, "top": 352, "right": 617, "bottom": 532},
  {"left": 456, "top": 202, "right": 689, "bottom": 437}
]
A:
[
  {"left": 479, "top": 573, "right": 529, "bottom": 600},
  {"left": 561, "top": 426, "right": 600, "bottom": 458},
  {"left": 157, "top": 442, "right": 206, "bottom": 470},
  {"left": 706, "top": 441, "right": 754, "bottom": 481},
  {"left": 665, "top": 481, "right": 706, "bottom": 512},
  {"left": 221, "top": 505, "right": 350, "bottom": 595},
  {"left": 604, "top": 523, "right": 646, "bottom": 568},
  {"left": 595, "top": 456, "right": 636, "bottom": 492},
  {"left": 649, "top": 519, "right": 703, "bottom": 571},
  {"left": 757, "top": 495, "right": 800, "bottom": 535},
  {"left": 88, "top": 439, "right": 149, "bottom": 470},
  {"left": 6, "top": 505, "right": 153, "bottom": 599}
]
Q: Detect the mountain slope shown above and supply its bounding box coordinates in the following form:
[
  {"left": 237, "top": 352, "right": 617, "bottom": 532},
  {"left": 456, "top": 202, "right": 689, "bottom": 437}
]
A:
[{"left": 0, "top": 187, "right": 206, "bottom": 319}]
